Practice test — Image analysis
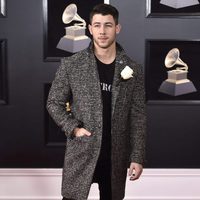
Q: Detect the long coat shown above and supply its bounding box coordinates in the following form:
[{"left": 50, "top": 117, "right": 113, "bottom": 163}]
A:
[{"left": 47, "top": 43, "right": 146, "bottom": 200}]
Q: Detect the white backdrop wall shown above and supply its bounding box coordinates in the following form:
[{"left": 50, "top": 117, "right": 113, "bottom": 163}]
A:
[{"left": 1, "top": 168, "right": 200, "bottom": 200}]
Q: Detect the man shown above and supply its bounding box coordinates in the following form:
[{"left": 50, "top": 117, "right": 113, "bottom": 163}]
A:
[{"left": 47, "top": 3, "right": 146, "bottom": 200}]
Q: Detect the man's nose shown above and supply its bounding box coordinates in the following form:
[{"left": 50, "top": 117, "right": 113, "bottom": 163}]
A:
[{"left": 100, "top": 26, "right": 106, "bottom": 34}]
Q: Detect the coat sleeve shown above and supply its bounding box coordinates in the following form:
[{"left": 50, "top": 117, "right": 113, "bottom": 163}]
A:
[
  {"left": 129, "top": 63, "right": 146, "bottom": 165},
  {"left": 46, "top": 58, "right": 82, "bottom": 136}
]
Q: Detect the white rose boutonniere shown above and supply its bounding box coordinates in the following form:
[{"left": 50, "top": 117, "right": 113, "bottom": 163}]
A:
[{"left": 121, "top": 66, "right": 133, "bottom": 80}]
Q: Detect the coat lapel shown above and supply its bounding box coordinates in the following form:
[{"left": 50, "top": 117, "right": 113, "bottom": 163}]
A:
[
  {"left": 88, "top": 53, "right": 102, "bottom": 99},
  {"left": 111, "top": 56, "right": 125, "bottom": 118}
]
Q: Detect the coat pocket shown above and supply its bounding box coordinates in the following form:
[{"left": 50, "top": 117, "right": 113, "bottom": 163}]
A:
[{"left": 66, "top": 135, "right": 91, "bottom": 158}]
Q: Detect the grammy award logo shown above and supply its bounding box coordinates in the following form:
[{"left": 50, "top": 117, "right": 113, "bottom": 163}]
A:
[
  {"left": 158, "top": 48, "right": 197, "bottom": 96},
  {"left": 57, "top": 4, "right": 91, "bottom": 53},
  {"left": 160, "top": 0, "right": 199, "bottom": 9}
]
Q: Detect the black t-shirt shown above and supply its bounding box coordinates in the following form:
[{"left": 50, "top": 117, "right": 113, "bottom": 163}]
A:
[{"left": 95, "top": 57, "right": 115, "bottom": 164}]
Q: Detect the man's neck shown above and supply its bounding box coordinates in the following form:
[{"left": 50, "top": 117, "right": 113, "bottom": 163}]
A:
[{"left": 94, "top": 43, "right": 116, "bottom": 64}]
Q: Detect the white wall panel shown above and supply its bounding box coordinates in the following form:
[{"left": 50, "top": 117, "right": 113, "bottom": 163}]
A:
[{"left": 1, "top": 169, "right": 200, "bottom": 200}]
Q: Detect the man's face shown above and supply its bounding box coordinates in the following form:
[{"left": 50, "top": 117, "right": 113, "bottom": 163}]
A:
[{"left": 88, "top": 14, "right": 121, "bottom": 49}]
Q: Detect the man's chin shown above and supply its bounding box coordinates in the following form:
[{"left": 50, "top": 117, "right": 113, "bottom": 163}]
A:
[
  {"left": 97, "top": 43, "right": 111, "bottom": 49},
  {"left": 94, "top": 40, "right": 115, "bottom": 49}
]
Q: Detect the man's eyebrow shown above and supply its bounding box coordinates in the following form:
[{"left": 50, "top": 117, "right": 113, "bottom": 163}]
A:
[
  {"left": 105, "top": 22, "right": 113, "bottom": 25},
  {"left": 93, "top": 22, "right": 101, "bottom": 24},
  {"left": 92, "top": 22, "right": 114, "bottom": 25}
]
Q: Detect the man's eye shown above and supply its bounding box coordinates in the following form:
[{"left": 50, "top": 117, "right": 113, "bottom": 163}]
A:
[{"left": 105, "top": 24, "right": 113, "bottom": 28}]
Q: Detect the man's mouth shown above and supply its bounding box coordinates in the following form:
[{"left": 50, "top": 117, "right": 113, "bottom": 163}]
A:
[{"left": 98, "top": 37, "right": 108, "bottom": 41}]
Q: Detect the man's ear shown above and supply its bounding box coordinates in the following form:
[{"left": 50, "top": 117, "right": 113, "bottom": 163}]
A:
[
  {"left": 116, "top": 24, "right": 121, "bottom": 34},
  {"left": 88, "top": 24, "right": 93, "bottom": 35}
]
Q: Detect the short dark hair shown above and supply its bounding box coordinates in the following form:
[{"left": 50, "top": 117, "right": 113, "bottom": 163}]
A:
[{"left": 90, "top": 4, "right": 119, "bottom": 25}]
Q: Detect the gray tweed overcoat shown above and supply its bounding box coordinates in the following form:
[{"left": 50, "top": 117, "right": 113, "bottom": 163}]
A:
[{"left": 46, "top": 43, "right": 146, "bottom": 200}]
